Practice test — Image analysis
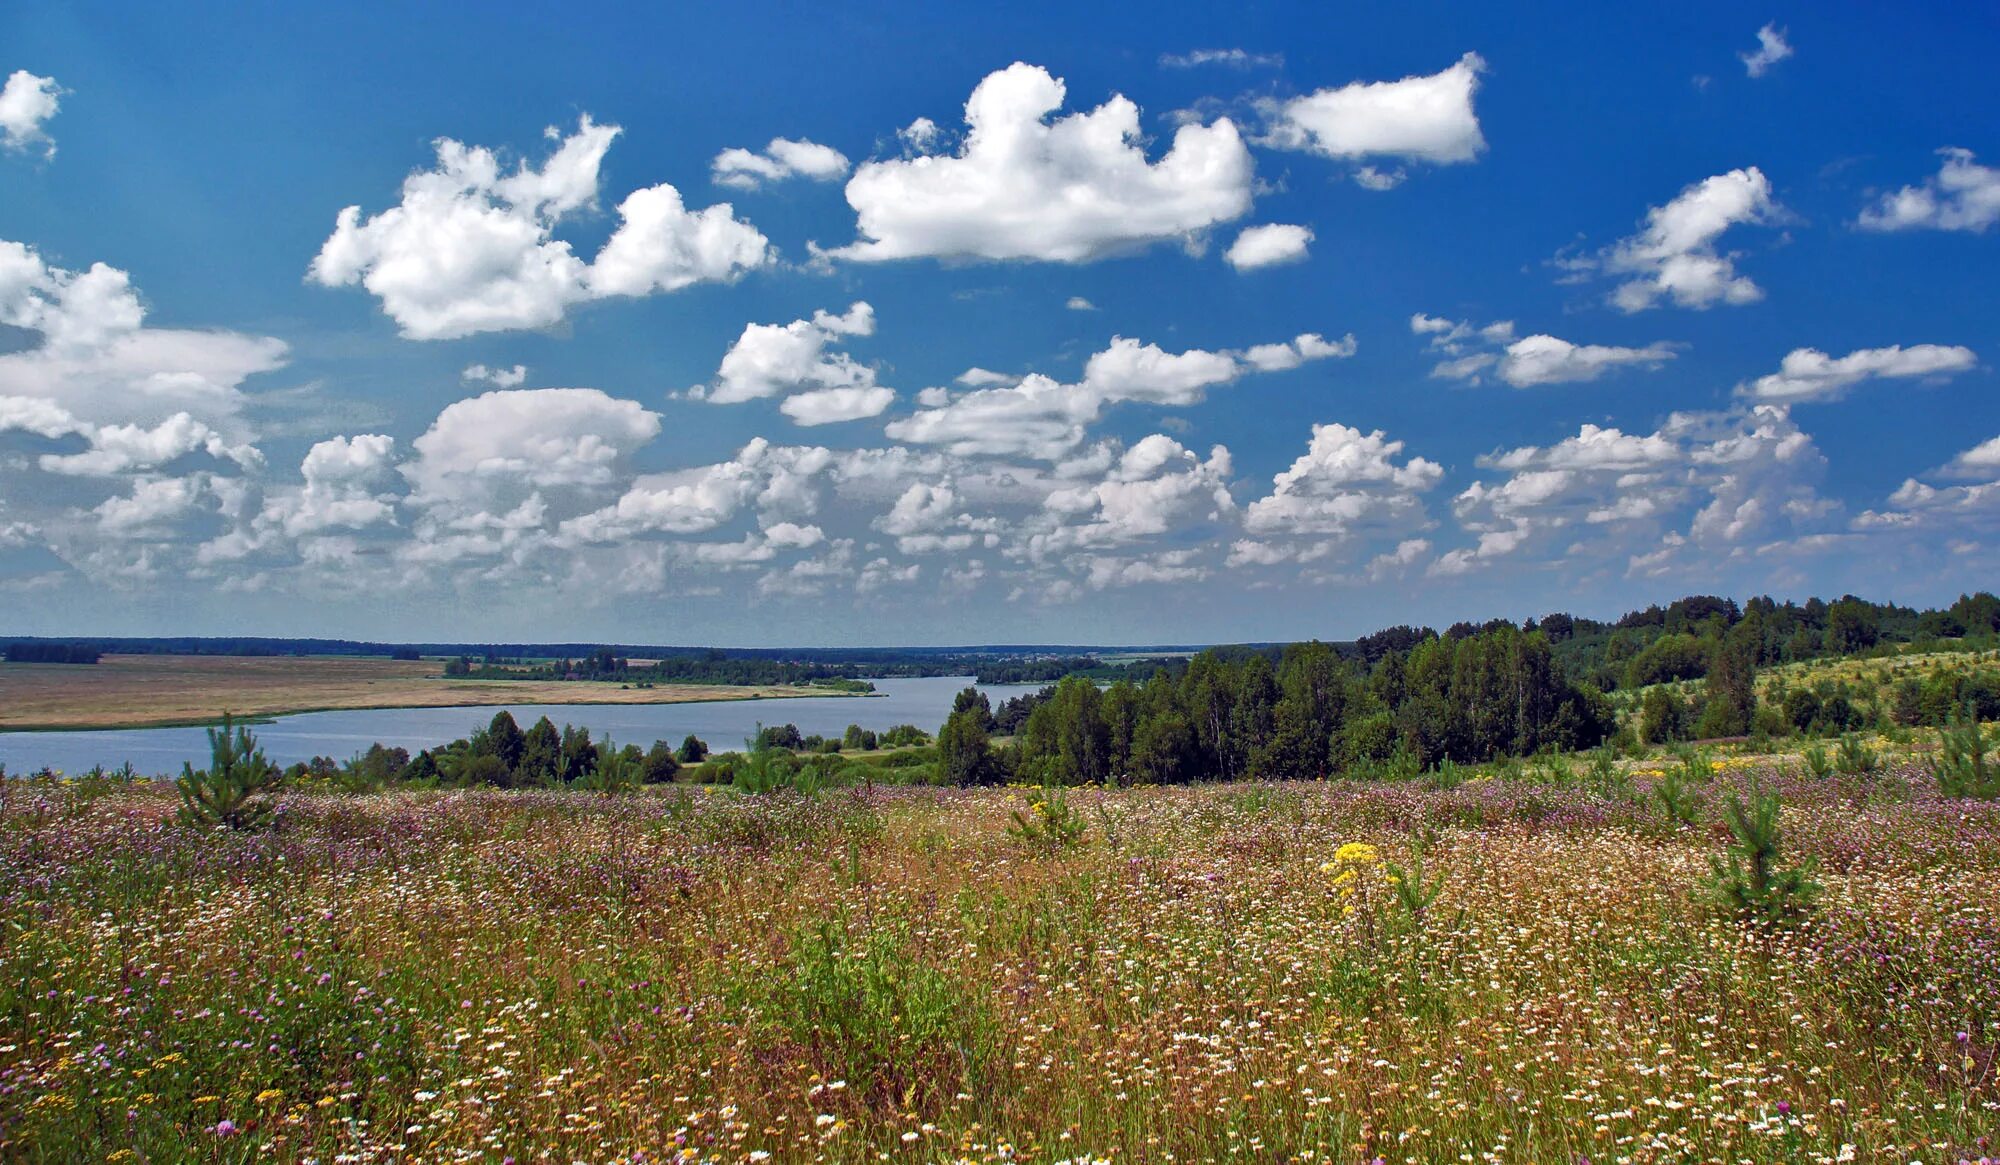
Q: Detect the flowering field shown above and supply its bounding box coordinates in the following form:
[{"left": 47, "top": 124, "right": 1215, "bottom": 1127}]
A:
[{"left": 2, "top": 763, "right": 1997, "bottom": 1164}]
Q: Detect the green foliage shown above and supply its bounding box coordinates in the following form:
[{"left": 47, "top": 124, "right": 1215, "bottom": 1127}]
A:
[
  {"left": 1930, "top": 718, "right": 1999, "bottom": 799},
  {"left": 175, "top": 715, "right": 285, "bottom": 830},
  {"left": 1696, "top": 619, "right": 1759, "bottom": 738},
  {"left": 1833, "top": 733, "right": 1880, "bottom": 775},
  {"left": 1007, "top": 778, "right": 1087, "bottom": 852},
  {"left": 1583, "top": 747, "right": 1630, "bottom": 799},
  {"left": 773, "top": 915, "right": 996, "bottom": 1109},
  {"left": 577, "top": 738, "right": 643, "bottom": 795},
  {"left": 1639, "top": 688, "right": 1692, "bottom": 745},
  {"left": 1383, "top": 841, "right": 1448, "bottom": 927},
  {"left": 1705, "top": 784, "right": 1819, "bottom": 926},
  {"left": 1800, "top": 741, "right": 1834, "bottom": 779},
  {"left": 1652, "top": 757, "right": 1702, "bottom": 828},
  {"left": 937, "top": 694, "right": 1002, "bottom": 786}
]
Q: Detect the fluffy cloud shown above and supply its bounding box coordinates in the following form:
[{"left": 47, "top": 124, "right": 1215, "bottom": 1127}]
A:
[
  {"left": 0, "top": 71, "right": 61, "bottom": 157},
  {"left": 1258, "top": 53, "right": 1486, "bottom": 184},
  {"left": 1243, "top": 423, "right": 1443, "bottom": 543},
  {"left": 1740, "top": 24, "right": 1793, "bottom": 78},
  {"left": 1858, "top": 149, "right": 2000, "bottom": 233},
  {"left": 780, "top": 387, "right": 898, "bottom": 426},
  {"left": 39, "top": 412, "right": 262, "bottom": 476},
  {"left": 1225, "top": 223, "right": 1313, "bottom": 271},
  {"left": 1492, "top": 334, "right": 1678, "bottom": 387},
  {"left": 1937, "top": 435, "right": 2000, "bottom": 481},
  {"left": 1738, "top": 343, "right": 1978, "bottom": 403},
  {"left": 829, "top": 62, "right": 1254, "bottom": 263},
  {"left": 0, "top": 239, "right": 286, "bottom": 439},
  {"left": 1030, "top": 436, "right": 1233, "bottom": 555},
  {"left": 562, "top": 439, "right": 834, "bottom": 543},
  {"left": 462, "top": 363, "right": 527, "bottom": 388},
  {"left": 1441, "top": 405, "right": 1832, "bottom": 577},
  {"left": 1415, "top": 314, "right": 1674, "bottom": 387},
  {"left": 586, "top": 182, "right": 774, "bottom": 297},
  {"left": 310, "top": 117, "right": 771, "bottom": 339},
  {"left": 700, "top": 302, "right": 890, "bottom": 425},
  {"left": 94, "top": 476, "right": 210, "bottom": 536},
  {"left": 403, "top": 388, "right": 661, "bottom": 519},
  {"left": 1241, "top": 333, "right": 1356, "bottom": 372},
  {"left": 886, "top": 331, "right": 1351, "bottom": 459},
  {"left": 1563, "top": 167, "right": 1781, "bottom": 312},
  {"left": 711, "top": 138, "right": 850, "bottom": 189}
]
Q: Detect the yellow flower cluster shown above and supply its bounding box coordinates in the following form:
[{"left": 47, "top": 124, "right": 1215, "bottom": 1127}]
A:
[{"left": 1320, "top": 842, "right": 1382, "bottom": 915}]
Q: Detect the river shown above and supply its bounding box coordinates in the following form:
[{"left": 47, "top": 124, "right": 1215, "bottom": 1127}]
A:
[{"left": 0, "top": 675, "right": 1049, "bottom": 776}]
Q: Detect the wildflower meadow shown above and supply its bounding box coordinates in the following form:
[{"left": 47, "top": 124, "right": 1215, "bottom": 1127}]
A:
[{"left": 3, "top": 749, "right": 1997, "bottom": 1164}]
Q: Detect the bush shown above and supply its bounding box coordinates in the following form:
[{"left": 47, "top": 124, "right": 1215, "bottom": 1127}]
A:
[
  {"left": 1833, "top": 734, "right": 1879, "bottom": 775},
  {"left": 176, "top": 715, "right": 285, "bottom": 830},
  {"left": 1706, "top": 784, "right": 1818, "bottom": 926},
  {"left": 1639, "top": 688, "right": 1692, "bottom": 745},
  {"left": 1930, "top": 718, "right": 1998, "bottom": 799}
]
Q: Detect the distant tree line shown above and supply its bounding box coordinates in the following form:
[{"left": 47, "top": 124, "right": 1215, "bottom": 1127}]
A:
[
  {"left": 4, "top": 643, "right": 100, "bottom": 664},
  {"left": 939, "top": 622, "right": 1617, "bottom": 787}
]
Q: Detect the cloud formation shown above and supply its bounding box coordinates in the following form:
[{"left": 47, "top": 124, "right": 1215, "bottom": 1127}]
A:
[
  {"left": 1225, "top": 223, "right": 1314, "bottom": 271},
  {"left": 1258, "top": 53, "right": 1486, "bottom": 187},
  {"left": 830, "top": 62, "right": 1254, "bottom": 263},
  {"left": 1738, "top": 343, "right": 1977, "bottom": 403},
  {"left": 310, "top": 117, "right": 771, "bottom": 339},
  {"left": 0, "top": 70, "right": 61, "bottom": 157},
  {"left": 1858, "top": 149, "right": 2000, "bottom": 233},
  {"left": 1740, "top": 24, "right": 1794, "bottom": 78},
  {"left": 711, "top": 137, "right": 851, "bottom": 190},
  {"left": 697, "top": 301, "right": 894, "bottom": 424},
  {"left": 1415, "top": 314, "right": 1676, "bottom": 387},
  {"left": 886, "top": 332, "right": 1351, "bottom": 459},
  {"left": 1562, "top": 167, "right": 1781, "bottom": 312}
]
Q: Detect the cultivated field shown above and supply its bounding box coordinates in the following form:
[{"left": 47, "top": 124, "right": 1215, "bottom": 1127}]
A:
[
  {"left": 0, "top": 655, "right": 843, "bottom": 731},
  {"left": 2, "top": 760, "right": 1995, "bottom": 1162}
]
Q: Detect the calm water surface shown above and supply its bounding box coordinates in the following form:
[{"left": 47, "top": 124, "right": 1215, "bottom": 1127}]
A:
[{"left": 0, "top": 675, "right": 1047, "bottom": 776}]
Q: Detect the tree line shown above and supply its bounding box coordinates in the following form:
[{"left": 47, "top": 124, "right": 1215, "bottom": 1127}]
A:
[{"left": 939, "top": 622, "right": 1616, "bottom": 786}]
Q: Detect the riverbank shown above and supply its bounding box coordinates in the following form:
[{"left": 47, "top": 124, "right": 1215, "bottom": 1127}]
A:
[{"left": 0, "top": 654, "right": 863, "bottom": 732}]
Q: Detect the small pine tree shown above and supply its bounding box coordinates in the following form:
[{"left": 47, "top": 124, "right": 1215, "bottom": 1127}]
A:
[
  {"left": 1931, "top": 717, "right": 1999, "bottom": 799},
  {"left": 578, "top": 738, "right": 642, "bottom": 795},
  {"left": 1706, "top": 783, "right": 1818, "bottom": 926},
  {"left": 176, "top": 715, "right": 285, "bottom": 830}
]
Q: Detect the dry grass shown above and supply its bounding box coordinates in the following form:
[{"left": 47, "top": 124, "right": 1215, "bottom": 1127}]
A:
[{"left": 0, "top": 654, "right": 838, "bottom": 730}]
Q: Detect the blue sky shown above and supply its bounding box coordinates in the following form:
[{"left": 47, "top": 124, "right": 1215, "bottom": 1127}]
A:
[{"left": 0, "top": 3, "right": 1995, "bottom": 645}]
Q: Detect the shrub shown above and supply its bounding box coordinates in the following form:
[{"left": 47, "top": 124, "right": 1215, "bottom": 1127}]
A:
[
  {"left": 1007, "top": 779, "right": 1086, "bottom": 852},
  {"left": 1705, "top": 784, "right": 1818, "bottom": 926},
  {"left": 1834, "top": 734, "right": 1879, "bottom": 775},
  {"left": 1653, "top": 759, "right": 1701, "bottom": 828},
  {"left": 1639, "top": 688, "right": 1692, "bottom": 745},
  {"left": 1930, "top": 718, "right": 1999, "bottom": 799},
  {"left": 176, "top": 715, "right": 285, "bottom": 831}
]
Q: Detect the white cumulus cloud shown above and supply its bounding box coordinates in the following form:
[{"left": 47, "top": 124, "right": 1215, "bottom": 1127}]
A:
[
  {"left": 711, "top": 137, "right": 850, "bottom": 189},
  {"left": 1225, "top": 223, "right": 1314, "bottom": 271},
  {"left": 1858, "top": 148, "right": 2000, "bottom": 233},
  {"left": 1563, "top": 167, "right": 1782, "bottom": 312},
  {"left": 462, "top": 363, "right": 527, "bottom": 388},
  {"left": 310, "top": 117, "right": 771, "bottom": 339},
  {"left": 0, "top": 71, "right": 62, "bottom": 157},
  {"left": 829, "top": 62, "right": 1254, "bottom": 263},
  {"left": 1738, "top": 343, "right": 1977, "bottom": 403},
  {"left": 1258, "top": 53, "right": 1487, "bottom": 182}
]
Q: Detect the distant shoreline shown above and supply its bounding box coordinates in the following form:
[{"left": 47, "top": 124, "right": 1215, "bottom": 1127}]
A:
[
  {"left": 0, "top": 688, "right": 877, "bottom": 734},
  {"left": 0, "top": 653, "right": 874, "bottom": 733}
]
